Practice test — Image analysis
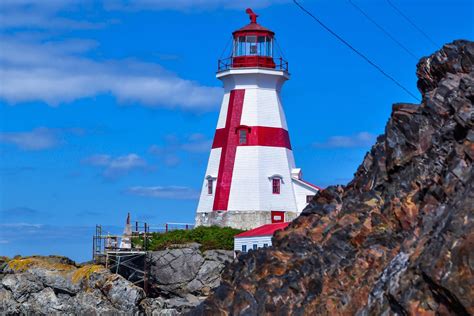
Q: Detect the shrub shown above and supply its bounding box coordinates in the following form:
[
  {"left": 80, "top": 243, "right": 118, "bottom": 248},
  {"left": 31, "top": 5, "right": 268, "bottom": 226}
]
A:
[{"left": 146, "top": 226, "right": 244, "bottom": 251}]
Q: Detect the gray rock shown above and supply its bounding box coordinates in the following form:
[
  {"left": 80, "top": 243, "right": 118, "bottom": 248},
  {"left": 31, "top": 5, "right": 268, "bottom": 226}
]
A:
[
  {"left": 0, "top": 287, "right": 20, "bottom": 314},
  {"left": 1, "top": 272, "right": 44, "bottom": 301},
  {"left": 99, "top": 274, "right": 145, "bottom": 312},
  {"left": 0, "top": 257, "right": 146, "bottom": 315},
  {"left": 73, "top": 289, "right": 120, "bottom": 314},
  {"left": 23, "top": 287, "right": 71, "bottom": 314},
  {"left": 148, "top": 246, "right": 233, "bottom": 297},
  {"left": 151, "top": 248, "right": 205, "bottom": 285},
  {"left": 0, "top": 247, "right": 233, "bottom": 315},
  {"left": 140, "top": 297, "right": 180, "bottom": 316}
]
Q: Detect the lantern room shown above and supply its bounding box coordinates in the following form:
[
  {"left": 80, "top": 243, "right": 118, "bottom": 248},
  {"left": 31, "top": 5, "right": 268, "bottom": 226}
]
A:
[{"left": 217, "top": 8, "right": 288, "bottom": 72}]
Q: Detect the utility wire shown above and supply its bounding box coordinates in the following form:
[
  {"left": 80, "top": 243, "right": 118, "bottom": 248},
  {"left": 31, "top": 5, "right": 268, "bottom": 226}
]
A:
[
  {"left": 292, "top": 0, "right": 420, "bottom": 102},
  {"left": 347, "top": 0, "right": 418, "bottom": 61},
  {"left": 386, "top": 0, "right": 438, "bottom": 47}
]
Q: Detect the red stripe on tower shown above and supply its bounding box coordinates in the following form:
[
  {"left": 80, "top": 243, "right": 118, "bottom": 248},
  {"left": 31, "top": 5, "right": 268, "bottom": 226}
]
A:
[
  {"left": 212, "top": 126, "right": 291, "bottom": 150},
  {"left": 212, "top": 89, "right": 245, "bottom": 211}
]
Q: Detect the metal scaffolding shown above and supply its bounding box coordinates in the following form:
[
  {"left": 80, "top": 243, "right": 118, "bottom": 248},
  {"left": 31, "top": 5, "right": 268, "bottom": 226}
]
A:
[{"left": 92, "top": 219, "right": 195, "bottom": 293}]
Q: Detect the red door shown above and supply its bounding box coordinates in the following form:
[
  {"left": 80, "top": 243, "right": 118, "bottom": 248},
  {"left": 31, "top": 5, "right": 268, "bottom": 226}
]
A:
[{"left": 271, "top": 211, "right": 285, "bottom": 223}]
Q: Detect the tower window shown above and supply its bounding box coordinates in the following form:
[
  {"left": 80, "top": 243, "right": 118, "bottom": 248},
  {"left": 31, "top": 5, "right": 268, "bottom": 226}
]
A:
[
  {"left": 246, "top": 36, "right": 257, "bottom": 55},
  {"left": 238, "top": 129, "right": 248, "bottom": 145},
  {"left": 272, "top": 178, "right": 281, "bottom": 194},
  {"left": 207, "top": 179, "right": 213, "bottom": 195}
]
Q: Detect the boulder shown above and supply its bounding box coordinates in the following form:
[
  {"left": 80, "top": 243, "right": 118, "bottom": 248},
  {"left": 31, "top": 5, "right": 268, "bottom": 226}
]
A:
[
  {"left": 1, "top": 273, "right": 44, "bottom": 301},
  {"left": 148, "top": 244, "right": 233, "bottom": 297}
]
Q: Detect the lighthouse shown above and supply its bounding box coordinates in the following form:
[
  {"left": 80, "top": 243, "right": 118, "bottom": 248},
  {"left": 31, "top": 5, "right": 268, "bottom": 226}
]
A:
[{"left": 195, "top": 9, "right": 320, "bottom": 230}]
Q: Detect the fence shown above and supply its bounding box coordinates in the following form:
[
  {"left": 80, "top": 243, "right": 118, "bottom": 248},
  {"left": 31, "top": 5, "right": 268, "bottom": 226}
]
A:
[{"left": 217, "top": 56, "right": 289, "bottom": 72}]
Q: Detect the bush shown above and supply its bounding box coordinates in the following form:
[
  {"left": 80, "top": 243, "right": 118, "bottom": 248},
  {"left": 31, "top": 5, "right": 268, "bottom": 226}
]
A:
[{"left": 146, "top": 226, "right": 244, "bottom": 251}]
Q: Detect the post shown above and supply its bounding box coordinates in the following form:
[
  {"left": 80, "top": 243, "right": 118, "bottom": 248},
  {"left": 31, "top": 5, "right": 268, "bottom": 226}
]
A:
[
  {"left": 165, "top": 223, "right": 168, "bottom": 233},
  {"left": 144, "top": 223, "right": 148, "bottom": 251},
  {"left": 92, "top": 236, "right": 95, "bottom": 262}
]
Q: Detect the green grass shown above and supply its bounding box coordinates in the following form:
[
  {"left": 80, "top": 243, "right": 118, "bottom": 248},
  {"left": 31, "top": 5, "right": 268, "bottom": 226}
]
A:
[{"left": 140, "top": 226, "right": 245, "bottom": 251}]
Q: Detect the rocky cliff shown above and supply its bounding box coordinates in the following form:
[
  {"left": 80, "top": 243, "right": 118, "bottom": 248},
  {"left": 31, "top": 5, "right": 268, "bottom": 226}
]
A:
[
  {"left": 0, "top": 245, "right": 233, "bottom": 315},
  {"left": 192, "top": 40, "right": 474, "bottom": 315}
]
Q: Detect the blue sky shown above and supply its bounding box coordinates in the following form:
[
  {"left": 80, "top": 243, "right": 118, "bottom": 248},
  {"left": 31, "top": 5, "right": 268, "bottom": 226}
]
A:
[{"left": 0, "top": 0, "right": 472, "bottom": 262}]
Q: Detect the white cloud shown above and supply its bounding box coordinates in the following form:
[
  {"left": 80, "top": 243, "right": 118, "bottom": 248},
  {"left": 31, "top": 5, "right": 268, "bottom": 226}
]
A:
[
  {"left": 0, "top": 36, "right": 222, "bottom": 110},
  {"left": 0, "top": 127, "right": 86, "bottom": 151},
  {"left": 0, "top": 1, "right": 106, "bottom": 30},
  {"left": 1, "top": 0, "right": 288, "bottom": 18},
  {"left": 104, "top": 0, "right": 289, "bottom": 11},
  {"left": 0, "top": 127, "right": 60, "bottom": 150},
  {"left": 0, "top": 222, "right": 43, "bottom": 229},
  {"left": 149, "top": 133, "right": 212, "bottom": 167},
  {"left": 82, "top": 154, "right": 112, "bottom": 166},
  {"left": 181, "top": 133, "right": 213, "bottom": 153},
  {"left": 82, "top": 153, "right": 150, "bottom": 179},
  {"left": 313, "top": 132, "right": 376, "bottom": 149},
  {"left": 150, "top": 133, "right": 212, "bottom": 155},
  {"left": 125, "top": 186, "right": 200, "bottom": 200}
]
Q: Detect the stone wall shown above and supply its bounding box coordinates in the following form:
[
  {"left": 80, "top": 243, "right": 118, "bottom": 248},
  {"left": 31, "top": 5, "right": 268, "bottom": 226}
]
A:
[{"left": 195, "top": 210, "right": 298, "bottom": 229}]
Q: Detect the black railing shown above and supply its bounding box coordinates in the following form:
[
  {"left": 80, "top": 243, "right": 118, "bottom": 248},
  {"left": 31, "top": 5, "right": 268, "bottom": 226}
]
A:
[{"left": 217, "top": 56, "right": 289, "bottom": 72}]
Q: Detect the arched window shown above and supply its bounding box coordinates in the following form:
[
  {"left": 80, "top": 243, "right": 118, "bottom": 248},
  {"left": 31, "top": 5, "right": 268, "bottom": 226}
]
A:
[
  {"left": 272, "top": 178, "right": 280, "bottom": 194},
  {"left": 206, "top": 175, "right": 216, "bottom": 195},
  {"left": 208, "top": 179, "right": 213, "bottom": 194},
  {"left": 268, "top": 174, "right": 283, "bottom": 194}
]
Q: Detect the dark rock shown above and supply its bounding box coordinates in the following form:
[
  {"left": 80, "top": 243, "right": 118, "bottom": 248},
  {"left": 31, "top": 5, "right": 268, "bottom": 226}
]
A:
[{"left": 191, "top": 40, "right": 474, "bottom": 315}]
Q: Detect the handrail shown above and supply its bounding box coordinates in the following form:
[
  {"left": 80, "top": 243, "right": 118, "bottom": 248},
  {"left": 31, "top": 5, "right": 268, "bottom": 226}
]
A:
[{"left": 217, "top": 56, "right": 289, "bottom": 72}]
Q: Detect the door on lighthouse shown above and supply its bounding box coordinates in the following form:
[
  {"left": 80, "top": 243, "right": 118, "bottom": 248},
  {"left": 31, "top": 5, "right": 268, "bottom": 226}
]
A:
[{"left": 271, "top": 211, "right": 285, "bottom": 223}]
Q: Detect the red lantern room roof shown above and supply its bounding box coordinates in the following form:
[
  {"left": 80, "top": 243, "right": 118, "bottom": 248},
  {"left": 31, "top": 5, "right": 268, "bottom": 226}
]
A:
[
  {"left": 232, "top": 8, "right": 275, "bottom": 38},
  {"left": 217, "top": 8, "right": 288, "bottom": 72}
]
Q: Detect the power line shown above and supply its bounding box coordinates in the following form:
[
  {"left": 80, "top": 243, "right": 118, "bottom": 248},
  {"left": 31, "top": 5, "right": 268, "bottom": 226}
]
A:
[
  {"left": 386, "top": 0, "right": 438, "bottom": 47},
  {"left": 347, "top": 0, "right": 418, "bottom": 60},
  {"left": 292, "top": 0, "right": 420, "bottom": 102}
]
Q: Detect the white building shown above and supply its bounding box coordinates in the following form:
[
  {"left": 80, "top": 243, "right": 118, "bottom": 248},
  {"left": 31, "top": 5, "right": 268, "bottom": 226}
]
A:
[
  {"left": 234, "top": 222, "right": 290, "bottom": 253},
  {"left": 195, "top": 9, "right": 320, "bottom": 230}
]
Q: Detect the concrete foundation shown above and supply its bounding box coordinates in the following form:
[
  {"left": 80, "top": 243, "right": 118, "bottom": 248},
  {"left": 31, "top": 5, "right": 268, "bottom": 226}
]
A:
[{"left": 195, "top": 210, "right": 299, "bottom": 230}]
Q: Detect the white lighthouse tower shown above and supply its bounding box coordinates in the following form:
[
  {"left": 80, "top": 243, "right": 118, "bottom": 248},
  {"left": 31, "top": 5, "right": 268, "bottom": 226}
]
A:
[{"left": 195, "top": 9, "right": 320, "bottom": 230}]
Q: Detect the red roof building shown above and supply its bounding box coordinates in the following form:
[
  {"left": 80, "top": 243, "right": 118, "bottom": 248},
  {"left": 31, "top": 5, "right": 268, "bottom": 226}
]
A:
[{"left": 234, "top": 222, "right": 290, "bottom": 253}]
